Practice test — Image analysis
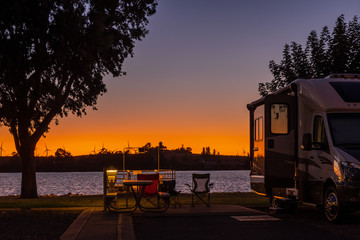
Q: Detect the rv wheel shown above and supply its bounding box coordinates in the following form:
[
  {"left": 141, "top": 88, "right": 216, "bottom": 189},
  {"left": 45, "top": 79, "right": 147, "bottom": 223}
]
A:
[
  {"left": 271, "top": 197, "right": 283, "bottom": 209},
  {"left": 271, "top": 197, "right": 297, "bottom": 212},
  {"left": 323, "top": 185, "right": 342, "bottom": 222}
]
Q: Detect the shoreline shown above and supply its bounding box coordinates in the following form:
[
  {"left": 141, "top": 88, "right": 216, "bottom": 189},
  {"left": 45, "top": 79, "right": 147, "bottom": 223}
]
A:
[
  {"left": 0, "top": 154, "right": 250, "bottom": 172},
  {"left": 0, "top": 169, "right": 250, "bottom": 173}
]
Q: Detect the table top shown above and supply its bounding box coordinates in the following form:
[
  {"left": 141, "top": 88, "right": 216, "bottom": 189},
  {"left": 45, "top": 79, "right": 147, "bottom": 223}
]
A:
[{"left": 123, "top": 180, "right": 153, "bottom": 186}]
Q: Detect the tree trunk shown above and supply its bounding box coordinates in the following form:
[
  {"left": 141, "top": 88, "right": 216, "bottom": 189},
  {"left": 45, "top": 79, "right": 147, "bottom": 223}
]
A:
[{"left": 20, "top": 146, "right": 38, "bottom": 198}]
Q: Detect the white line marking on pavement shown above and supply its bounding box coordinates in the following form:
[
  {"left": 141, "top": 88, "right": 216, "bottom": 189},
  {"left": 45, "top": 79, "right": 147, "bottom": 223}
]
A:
[{"left": 231, "top": 215, "right": 281, "bottom": 222}]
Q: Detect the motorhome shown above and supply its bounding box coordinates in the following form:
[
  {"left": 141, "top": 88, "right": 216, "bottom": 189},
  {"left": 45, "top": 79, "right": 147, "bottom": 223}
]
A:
[{"left": 247, "top": 74, "right": 360, "bottom": 222}]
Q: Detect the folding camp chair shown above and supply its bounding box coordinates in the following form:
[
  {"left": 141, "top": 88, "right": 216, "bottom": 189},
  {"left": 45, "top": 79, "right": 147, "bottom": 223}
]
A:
[
  {"left": 185, "top": 173, "right": 214, "bottom": 207},
  {"left": 160, "top": 180, "right": 181, "bottom": 207},
  {"left": 137, "top": 173, "right": 170, "bottom": 211},
  {"left": 137, "top": 173, "right": 159, "bottom": 206}
]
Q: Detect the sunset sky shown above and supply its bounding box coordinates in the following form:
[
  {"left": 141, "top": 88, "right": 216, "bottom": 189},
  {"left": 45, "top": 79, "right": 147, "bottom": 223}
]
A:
[{"left": 1, "top": 0, "right": 359, "bottom": 157}]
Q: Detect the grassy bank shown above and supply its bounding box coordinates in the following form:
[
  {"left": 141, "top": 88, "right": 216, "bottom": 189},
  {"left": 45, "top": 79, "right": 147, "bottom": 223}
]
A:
[
  {"left": 0, "top": 195, "right": 103, "bottom": 209},
  {"left": 0, "top": 192, "right": 269, "bottom": 209}
]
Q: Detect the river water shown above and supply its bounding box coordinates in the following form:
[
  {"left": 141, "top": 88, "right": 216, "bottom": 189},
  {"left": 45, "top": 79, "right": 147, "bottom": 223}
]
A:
[{"left": 0, "top": 170, "right": 251, "bottom": 196}]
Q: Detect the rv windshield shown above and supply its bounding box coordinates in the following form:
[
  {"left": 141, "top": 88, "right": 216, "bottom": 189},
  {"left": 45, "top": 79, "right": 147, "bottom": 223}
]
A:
[{"left": 327, "top": 113, "right": 360, "bottom": 146}]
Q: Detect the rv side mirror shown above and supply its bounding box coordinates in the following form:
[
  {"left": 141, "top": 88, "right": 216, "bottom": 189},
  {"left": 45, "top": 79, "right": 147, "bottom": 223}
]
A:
[{"left": 301, "top": 133, "right": 312, "bottom": 151}]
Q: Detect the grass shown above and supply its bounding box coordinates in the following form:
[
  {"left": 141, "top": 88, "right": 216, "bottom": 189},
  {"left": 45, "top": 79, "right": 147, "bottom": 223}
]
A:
[
  {"left": 0, "top": 192, "right": 269, "bottom": 209},
  {"left": 0, "top": 195, "right": 103, "bottom": 208}
]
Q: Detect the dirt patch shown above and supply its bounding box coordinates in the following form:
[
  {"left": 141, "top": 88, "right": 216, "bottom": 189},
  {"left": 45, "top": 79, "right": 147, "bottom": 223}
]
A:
[{"left": 0, "top": 210, "right": 80, "bottom": 240}]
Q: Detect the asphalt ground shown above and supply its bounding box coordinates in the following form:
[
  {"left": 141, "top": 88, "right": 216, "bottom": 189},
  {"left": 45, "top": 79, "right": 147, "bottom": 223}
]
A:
[
  {"left": 59, "top": 204, "right": 360, "bottom": 240},
  {"left": 132, "top": 205, "right": 360, "bottom": 240}
]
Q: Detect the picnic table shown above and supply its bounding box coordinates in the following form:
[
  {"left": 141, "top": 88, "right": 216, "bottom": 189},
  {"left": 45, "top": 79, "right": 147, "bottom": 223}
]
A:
[{"left": 104, "top": 169, "right": 171, "bottom": 212}]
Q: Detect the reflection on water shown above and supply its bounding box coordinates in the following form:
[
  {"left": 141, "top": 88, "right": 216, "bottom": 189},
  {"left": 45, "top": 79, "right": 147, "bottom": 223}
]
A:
[{"left": 0, "top": 170, "right": 251, "bottom": 196}]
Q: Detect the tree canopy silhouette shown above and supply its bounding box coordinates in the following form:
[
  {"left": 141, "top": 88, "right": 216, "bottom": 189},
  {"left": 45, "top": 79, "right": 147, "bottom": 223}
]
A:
[
  {"left": 0, "top": 0, "right": 157, "bottom": 198},
  {"left": 259, "top": 14, "right": 360, "bottom": 96},
  {"left": 55, "top": 148, "right": 72, "bottom": 160}
]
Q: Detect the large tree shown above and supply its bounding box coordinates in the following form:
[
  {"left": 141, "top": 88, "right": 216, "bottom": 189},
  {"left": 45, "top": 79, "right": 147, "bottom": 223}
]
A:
[
  {"left": 0, "top": 0, "right": 157, "bottom": 198},
  {"left": 259, "top": 14, "right": 360, "bottom": 96}
]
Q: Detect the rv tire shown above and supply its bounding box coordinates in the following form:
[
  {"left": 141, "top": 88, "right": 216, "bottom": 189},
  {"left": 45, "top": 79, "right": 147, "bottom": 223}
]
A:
[
  {"left": 323, "top": 185, "right": 344, "bottom": 223},
  {"left": 271, "top": 197, "right": 283, "bottom": 209},
  {"left": 271, "top": 197, "right": 297, "bottom": 212}
]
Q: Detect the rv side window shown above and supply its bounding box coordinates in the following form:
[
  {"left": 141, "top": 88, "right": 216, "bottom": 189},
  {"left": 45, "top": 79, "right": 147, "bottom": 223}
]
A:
[
  {"left": 270, "top": 104, "right": 288, "bottom": 134},
  {"left": 255, "top": 117, "right": 263, "bottom": 141},
  {"left": 313, "top": 116, "right": 328, "bottom": 149}
]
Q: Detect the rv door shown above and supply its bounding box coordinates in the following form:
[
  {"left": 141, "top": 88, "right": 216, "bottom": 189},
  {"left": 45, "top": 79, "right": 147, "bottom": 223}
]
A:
[{"left": 264, "top": 95, "right": 296, "bottom": 192}]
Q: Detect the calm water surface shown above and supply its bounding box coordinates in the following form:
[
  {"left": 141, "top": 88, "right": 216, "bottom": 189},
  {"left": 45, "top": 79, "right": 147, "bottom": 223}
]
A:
[{"left": 0, "top": 170, "right": 251, "bottom": 196}]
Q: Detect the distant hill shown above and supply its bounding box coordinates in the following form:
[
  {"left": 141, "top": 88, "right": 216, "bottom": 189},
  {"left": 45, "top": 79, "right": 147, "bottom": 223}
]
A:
[{"left": 0, "top": 151, "right": 250, "bottom": 172}]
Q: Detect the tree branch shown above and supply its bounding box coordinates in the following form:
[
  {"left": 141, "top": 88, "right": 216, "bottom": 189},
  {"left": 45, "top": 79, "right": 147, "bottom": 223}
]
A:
[{"left": 31, "top": 75, "right": 75, "bottom": 143}]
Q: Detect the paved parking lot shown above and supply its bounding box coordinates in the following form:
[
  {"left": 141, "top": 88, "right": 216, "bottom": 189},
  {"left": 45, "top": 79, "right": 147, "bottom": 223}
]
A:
[
  {"left": 61, "top": 204, "right": 360, "bottom": 240},
  {"left": 132, "top": 205, "right": 360, "bottom": 240}
]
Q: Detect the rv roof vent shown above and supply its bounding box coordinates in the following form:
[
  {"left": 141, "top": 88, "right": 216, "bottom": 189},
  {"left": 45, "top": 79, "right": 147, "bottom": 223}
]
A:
[{"left": 326, "top": 74, "right": 360, "bottom": 79}]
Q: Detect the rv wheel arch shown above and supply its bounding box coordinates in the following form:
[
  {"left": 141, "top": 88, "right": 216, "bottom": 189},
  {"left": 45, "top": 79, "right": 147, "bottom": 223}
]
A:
[
  {"left": 321, "top": 179, "right": 335, "bottom": 205},
  {"left": 323, "top": 179, "right": 335, "bottom": 199}
]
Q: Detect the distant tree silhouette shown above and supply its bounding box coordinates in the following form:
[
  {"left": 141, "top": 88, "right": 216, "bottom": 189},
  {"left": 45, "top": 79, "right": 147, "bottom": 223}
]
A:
[
  {"left": 202, "top": 147, "right": 205, "bottom": 155},
  {"left": 55, "top": 148, "right": 72, "bottom": 160},
  {"left": 158, "top": 141, "right": 167, "bottom": 150},
  {"left": 201, "top": 146, "right": 211, "bottom": 155},
  {"left": 259, "top": 14, "right": 360, "bottom": 96},
  {"left": 206, "top": 147, "right": 211, "bottom": 155},
  {"left": 97, "top": 147, "right": 112, "bottom": 155},
  {"left": 0, "top": 1, "right": 157, "bottom": 198},
  {"left": 139, "top": 142, "right": 151, "bottom": 153}
]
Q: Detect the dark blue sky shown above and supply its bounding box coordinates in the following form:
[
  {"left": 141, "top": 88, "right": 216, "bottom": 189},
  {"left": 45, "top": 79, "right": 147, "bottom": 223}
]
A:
[{"left": 1, "top": 0, "right": 359, "bottom": 156}]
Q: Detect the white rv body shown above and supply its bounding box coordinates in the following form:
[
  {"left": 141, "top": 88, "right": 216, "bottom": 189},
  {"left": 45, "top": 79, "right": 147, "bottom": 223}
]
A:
[{"left": 247, "top": 74, "right": 360, "bottom": 221}]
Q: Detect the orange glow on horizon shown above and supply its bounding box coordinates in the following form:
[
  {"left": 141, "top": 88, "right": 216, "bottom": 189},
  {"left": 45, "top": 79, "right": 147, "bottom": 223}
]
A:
[
  {"left": 0, "top": 75, "right": 252, "bottom": 158},
  {"left": 0, "top": 128, "right": 250, "bottom": 157},
  {"left": 0, "top": 92, "right": 252, "bottom": 157}
]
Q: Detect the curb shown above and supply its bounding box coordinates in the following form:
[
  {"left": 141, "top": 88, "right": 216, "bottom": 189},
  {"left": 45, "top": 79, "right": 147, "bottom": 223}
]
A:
[
  {"left": 59, "top": 207, "right": 95, "bottom": 240},
  {"left": 0, "top": 207, "right": 87, "bottom": 211}
]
